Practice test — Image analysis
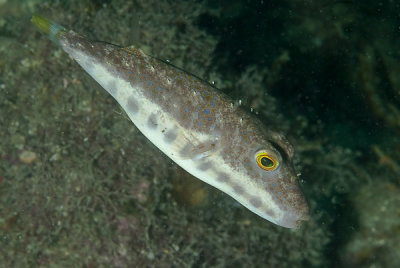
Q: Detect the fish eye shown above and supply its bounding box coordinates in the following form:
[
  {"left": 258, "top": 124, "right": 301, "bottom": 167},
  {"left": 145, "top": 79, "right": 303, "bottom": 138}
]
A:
[{"left": 255, "top": 151, "right": 279, "bottom": 171}]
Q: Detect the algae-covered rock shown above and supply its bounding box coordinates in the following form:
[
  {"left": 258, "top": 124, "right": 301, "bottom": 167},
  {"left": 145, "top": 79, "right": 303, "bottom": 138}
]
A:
[{"left": 341, "top": 182, "right": 400, "bottom": 267}]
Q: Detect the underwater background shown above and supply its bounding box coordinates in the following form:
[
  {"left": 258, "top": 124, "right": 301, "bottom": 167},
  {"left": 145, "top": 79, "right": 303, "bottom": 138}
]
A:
[{"left": 1, "top": 0, "right": 399, "bottom": 267}]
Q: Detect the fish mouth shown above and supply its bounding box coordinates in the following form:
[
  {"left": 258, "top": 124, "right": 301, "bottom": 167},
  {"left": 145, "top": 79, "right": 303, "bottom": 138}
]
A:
[
  {"left": 295, "top": 207, "right": 310, "bottom": 227},
  {"left": 278, "top": 208, "right": 309, "bottom": 228},
  {"left": 277, "top": 196, "right": 310, "bottom": 229}
]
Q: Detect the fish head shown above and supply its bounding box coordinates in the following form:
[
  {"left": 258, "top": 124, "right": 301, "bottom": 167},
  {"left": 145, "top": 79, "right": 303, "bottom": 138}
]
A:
[{"left": 228, "top": 129, "right": 309, "bottom": 228}]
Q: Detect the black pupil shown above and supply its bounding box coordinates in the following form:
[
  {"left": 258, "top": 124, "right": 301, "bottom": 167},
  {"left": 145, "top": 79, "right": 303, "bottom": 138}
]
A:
[{"left": 261, "top": 157, "right": 274, "bottom": 167}]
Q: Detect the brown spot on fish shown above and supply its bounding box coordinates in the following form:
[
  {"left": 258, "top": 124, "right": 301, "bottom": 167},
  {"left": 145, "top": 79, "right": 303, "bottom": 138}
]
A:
[
  {"left": 127, "top": 96, "right": 139, "bottom": 114},
  {"left": 217, "top": 172, "right": 230, "bottom": 183},
  {"left": 249, "top": 197, "right": 262, "bottom": 208},
  {"left": 179, "top": 143, "right": 191, "bottom": 158},
  {"left": 147, "top": 113, "right": 158, "bottom": 129},
  {"left": 233, "top": 185, "right": 244, "bottom": 195},
  {"left": 164, "top": 128, "right": 178, "bottom": 143},
  {"left": 197, "top": 161, "right": 212, "bottom": 171},
  {"left": 265, "top": 209, "right": 275, "bottom": 217}
]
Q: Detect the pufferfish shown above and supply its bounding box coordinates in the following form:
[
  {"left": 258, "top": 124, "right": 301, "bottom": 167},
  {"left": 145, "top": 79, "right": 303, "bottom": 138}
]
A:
[{"left": 31, "top": 15, "right": 309, "bottom": 228}]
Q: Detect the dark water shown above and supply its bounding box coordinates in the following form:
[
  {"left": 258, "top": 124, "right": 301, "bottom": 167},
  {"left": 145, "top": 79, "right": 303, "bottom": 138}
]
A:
[{"left": 0, "top": 0, "right": 399, "bottom": 267}]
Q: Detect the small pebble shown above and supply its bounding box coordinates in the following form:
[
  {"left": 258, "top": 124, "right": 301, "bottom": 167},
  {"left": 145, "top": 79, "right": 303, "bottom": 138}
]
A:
[{"left": 19, "top": 150, "right": 37, "bottom": 164}]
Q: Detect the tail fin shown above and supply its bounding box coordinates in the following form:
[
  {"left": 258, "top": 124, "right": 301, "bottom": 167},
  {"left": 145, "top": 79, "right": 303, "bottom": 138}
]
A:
[{"left": 31, "top": 15, "right": 67, "bottom": 45}]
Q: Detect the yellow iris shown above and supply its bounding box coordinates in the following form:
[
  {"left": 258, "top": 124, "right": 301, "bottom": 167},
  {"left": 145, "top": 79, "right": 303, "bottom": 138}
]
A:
[{"left": 255, "top": 152, "right": 279, "bottom": 171}]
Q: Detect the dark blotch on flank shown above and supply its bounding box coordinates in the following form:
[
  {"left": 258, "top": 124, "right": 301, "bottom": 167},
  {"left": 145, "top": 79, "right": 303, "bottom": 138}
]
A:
[
  {"left": 197, "top": 161, "right": 212, "bottom": 171},
  {"left": 217, "top": 172, "right": 230, "bottom": 183},
  {"left": 265, "top": 209, "right": 275, "bottom": 217},
  {"left": 164, "top": 129, "right": 178, "bottom": 143},
  {"left": 127, "top": 97, "right": 139, "bottom": 114},
  {"left": 233, "top": 185, "right": 244, "bottom": 195},
  {"left": 147, "top": 113, "right": 158, "bottom": 129},
  {"left": 179, "top": 143, "right": 191, "bottom": 157},
  {"left": 250, "top": 197, "right": 262, "bottom": 208}
]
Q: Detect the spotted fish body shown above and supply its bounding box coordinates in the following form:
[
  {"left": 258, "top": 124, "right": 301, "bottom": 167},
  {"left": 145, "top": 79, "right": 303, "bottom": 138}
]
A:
[{"left": 31, "top": 15, "right": 309, "bottom": 228}]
